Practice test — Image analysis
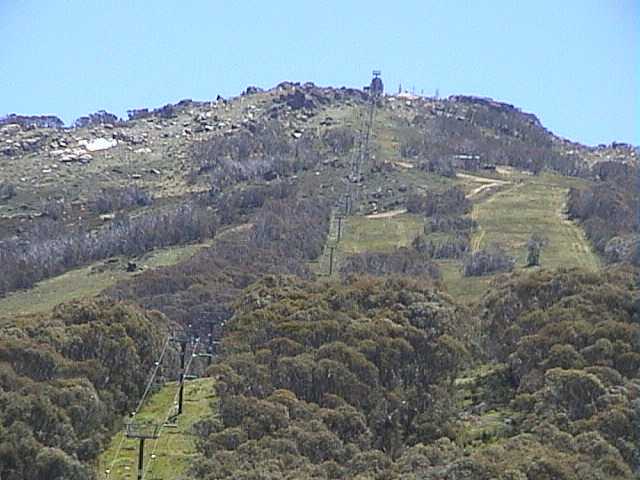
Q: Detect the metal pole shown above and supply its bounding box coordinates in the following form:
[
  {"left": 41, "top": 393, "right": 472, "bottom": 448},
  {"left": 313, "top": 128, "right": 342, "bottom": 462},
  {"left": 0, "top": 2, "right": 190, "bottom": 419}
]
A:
[
  {"left": 178, "top": 341, "right": 186, "bottom": 415},
  {"left": 337, "top": 216, "right": 343, "bottom": 242},
  {"left": 137, "top": 438, "right": 145, "bottom": 480},
  {"left": 207, "top": 333, "right": 213, "bottom": 366},
  {"left": 178, "top": 377, "right": 184, "bottom": 415},
  {"left": 180, "top": 341, "right": 186, "bottom": 370},
  {"left": 329, "top": 246, "right": 335, "bottom": 276}
]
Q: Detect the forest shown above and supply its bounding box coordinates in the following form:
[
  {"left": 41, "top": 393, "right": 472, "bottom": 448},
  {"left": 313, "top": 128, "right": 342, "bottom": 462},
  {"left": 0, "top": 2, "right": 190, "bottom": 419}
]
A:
[
  {"left": 0, "top": 300, "right": 169, "bottom": 479},
  {"left": 568, "top": 161, "right": 639, "bottom": 264},
  {"left": 188, "top": 268, "right": 640, "bottom": 479}
]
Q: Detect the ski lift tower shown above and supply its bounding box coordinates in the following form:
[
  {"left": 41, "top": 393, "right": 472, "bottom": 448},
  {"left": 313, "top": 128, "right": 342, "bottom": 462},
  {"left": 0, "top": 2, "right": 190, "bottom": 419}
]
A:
[
  {"left": 125, "top": 421, "right": 161, "bottom": 480},
  {"left": 370, "top": 70, "right": 383, "bottom": 97}
]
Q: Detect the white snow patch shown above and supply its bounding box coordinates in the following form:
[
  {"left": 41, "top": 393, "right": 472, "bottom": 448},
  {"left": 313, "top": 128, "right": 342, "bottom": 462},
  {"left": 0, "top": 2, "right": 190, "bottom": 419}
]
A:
[{"left": 79, "top": 137, "right": 117, "bottom": 152}]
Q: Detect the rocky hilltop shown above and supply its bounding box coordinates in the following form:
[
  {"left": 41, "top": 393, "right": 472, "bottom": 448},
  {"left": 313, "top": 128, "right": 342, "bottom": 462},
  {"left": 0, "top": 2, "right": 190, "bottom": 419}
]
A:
[{"left": 1, "top": 83, "right": 636, "bottom": 220}]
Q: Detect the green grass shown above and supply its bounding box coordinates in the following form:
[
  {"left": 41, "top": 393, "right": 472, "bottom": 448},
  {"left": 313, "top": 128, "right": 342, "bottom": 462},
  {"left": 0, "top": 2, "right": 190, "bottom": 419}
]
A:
[
  {"left": 0, "top": 241, "right": 210, "bottom": 318},
  {"left": 339, "top": 213, "right": 423, "bottom": 253},
  {"left": 471, "top": 172, "right": 599, "bottom": 270},
  {"left": 331, "top": 213, "right": 494, "bottom": 303},
  {"left": 373, "top": 109, "right": 404, "bottom": 162},
  {"left": 324, "top": 169, "right": 599, "bottom": 304},
  {"left": 97, "top": 378, "right": 216, "bottom": 480},
  {"left": 437, "top": 260, "right": 493, "bottom": 304},
  {"left": 313, "top": 212, "right": 424, "bottom": 278},
  {"left": 454, "top": 364, "right": 516, "bottom": 447},
  {"left": 457, "top": 409, "right": 515, "bottom": 447}
]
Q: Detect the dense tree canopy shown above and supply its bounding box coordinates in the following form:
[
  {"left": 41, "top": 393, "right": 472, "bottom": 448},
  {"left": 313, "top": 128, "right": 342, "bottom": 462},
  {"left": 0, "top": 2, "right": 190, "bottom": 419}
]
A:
[
  {"left": 568, "top": 162, "right": 639, "bottom": 263},
  {"left": 2, "top": 84, "right": 639, "bottom": 480},
  {"left": 0, "top": 300, "right": 169, "bottom": 480},
  {"left": 190, "top": 275, "right": 473, "bottom": 479},
  {"left": 477, "top": 267, "right": 640, "bottom": 478},
  {"left": 185, "top": 267, "right": 640, "bottom": 479}
]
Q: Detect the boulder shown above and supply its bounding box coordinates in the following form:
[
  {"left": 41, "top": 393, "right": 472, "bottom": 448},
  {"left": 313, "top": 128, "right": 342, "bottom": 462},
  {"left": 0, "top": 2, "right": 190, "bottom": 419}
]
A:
[
  {"left": 1, "top": 145, "right": 18, "bottom": 156},
  {"left": 281, "top": 90, "right": 315, "bottom": 110},
  {"left": 0, "top": 124, "right": 21, "bottom": 135},
  {"left": 21, "top": 137, "right": 43, "bottom": 152},
  {"left": 242, "top": 86, "right": 263, "bottom": 96},
  {"left": 114, "top": 132, "right": 146, "bottom": 145}
]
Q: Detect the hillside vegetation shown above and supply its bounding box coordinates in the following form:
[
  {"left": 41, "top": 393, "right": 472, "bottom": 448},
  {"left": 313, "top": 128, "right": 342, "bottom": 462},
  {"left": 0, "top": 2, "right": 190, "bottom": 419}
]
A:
[
  {"left": 192, "top": 275, "right": 473, "bottom": 479},
  {"left": 187, "top": 270, "right": 639, "bottom": 479},
  {"left": 98, "top": 378, "right": 216, "bottom": 479},
  {"left": 0, "top": 300, "right": 168, "bottom": 480},
  {"left": 0, "top": 82, "right": 638, "bottom": 479}
]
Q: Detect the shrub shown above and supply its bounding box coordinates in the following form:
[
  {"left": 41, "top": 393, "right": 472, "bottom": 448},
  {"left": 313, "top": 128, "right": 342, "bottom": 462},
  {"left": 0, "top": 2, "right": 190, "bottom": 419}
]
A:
[
  {"left": 412, "top": 234, "right": 470, "bottom": 259},
  {"left": 526, "top": 233, "right": 548, "bottom": 267},
  {"left": 88, "top": 186, "right": 153, "bottom": 214},
  {"left": 72, "top": 110, "right": 119, "bottom": 128},
  {"left": 424, "top": 215, "right": 477, "bottom": 234},
  {"left": 41, "top": 198, "right": 65, "bottom": 220},
  {"left": 0, "top": 181, "right": 16, "bottom": 201},
  {"left": 322, "top": 127, "right": 356, "bottom": 155},
  {"left": 339, "top": 249, "right": 441, "bottom": 280},
  {"left": 406, "top": 187, "right": 471, "bottom": 217},
  {"left": 463, "top": 245, "right": 515, "bottom": 276}
]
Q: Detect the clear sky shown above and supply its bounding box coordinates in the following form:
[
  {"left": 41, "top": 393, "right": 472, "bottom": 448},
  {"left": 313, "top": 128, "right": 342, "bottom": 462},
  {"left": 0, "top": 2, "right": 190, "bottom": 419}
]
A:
[{"left": 1, "top": 0, "right": 638, "bottom": 146}]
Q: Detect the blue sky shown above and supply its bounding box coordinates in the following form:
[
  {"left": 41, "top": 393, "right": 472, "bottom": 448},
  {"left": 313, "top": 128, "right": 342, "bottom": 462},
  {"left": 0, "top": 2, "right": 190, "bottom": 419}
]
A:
[{"left": 0, "top": 0, "right": 638, "bottom": 146}]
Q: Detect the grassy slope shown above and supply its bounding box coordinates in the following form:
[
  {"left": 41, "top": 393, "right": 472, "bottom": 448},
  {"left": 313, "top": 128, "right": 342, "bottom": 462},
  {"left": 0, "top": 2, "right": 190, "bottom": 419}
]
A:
[
  {"left": 0, "top": 92, "right": 275, "bottom": 218},
  {"left": 0, "top": 241, "right": 210, "bottom": 319},
  {"left": 340, "top": 105, "right": 600, "bottom": 302},
  {"left": 97, "top": 378, "right": 216, "bottom": 480},
  {"left": 332, "top": 169, "right": 599, "bottom": 304},
  {"left": 339, "top": 213, "right": 423, "bottom": 254},
  {"left": 471, "top": 171, "right": 599, "bottom": 270},
  {"left": 331, "top": 211, "right": 492, "bottom": 302}
]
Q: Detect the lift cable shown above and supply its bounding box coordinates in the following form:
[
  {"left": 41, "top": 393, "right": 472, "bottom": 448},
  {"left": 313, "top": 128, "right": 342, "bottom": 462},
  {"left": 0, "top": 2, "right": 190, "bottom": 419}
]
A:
[
  {"left": 133, "top": 335, "right": 172, "bottom": 415},
  {"left": 347, "top": 85, "right": 378, "bottom": 212},
  {"left": 105, "top": 334, "right": 171, "bottom": 479},
  {"left": 140, "top": 338, "right": 202, "bottom": 480}
]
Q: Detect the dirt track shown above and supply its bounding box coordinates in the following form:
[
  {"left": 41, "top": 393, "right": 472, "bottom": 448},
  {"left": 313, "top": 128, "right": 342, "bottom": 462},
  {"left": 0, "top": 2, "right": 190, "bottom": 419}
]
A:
[
  {"left": 456, "top": 172, "right": 511, "bottom": 198},
  {"left": 365, "top": 208, "right": 407, "bottom": 219}
]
